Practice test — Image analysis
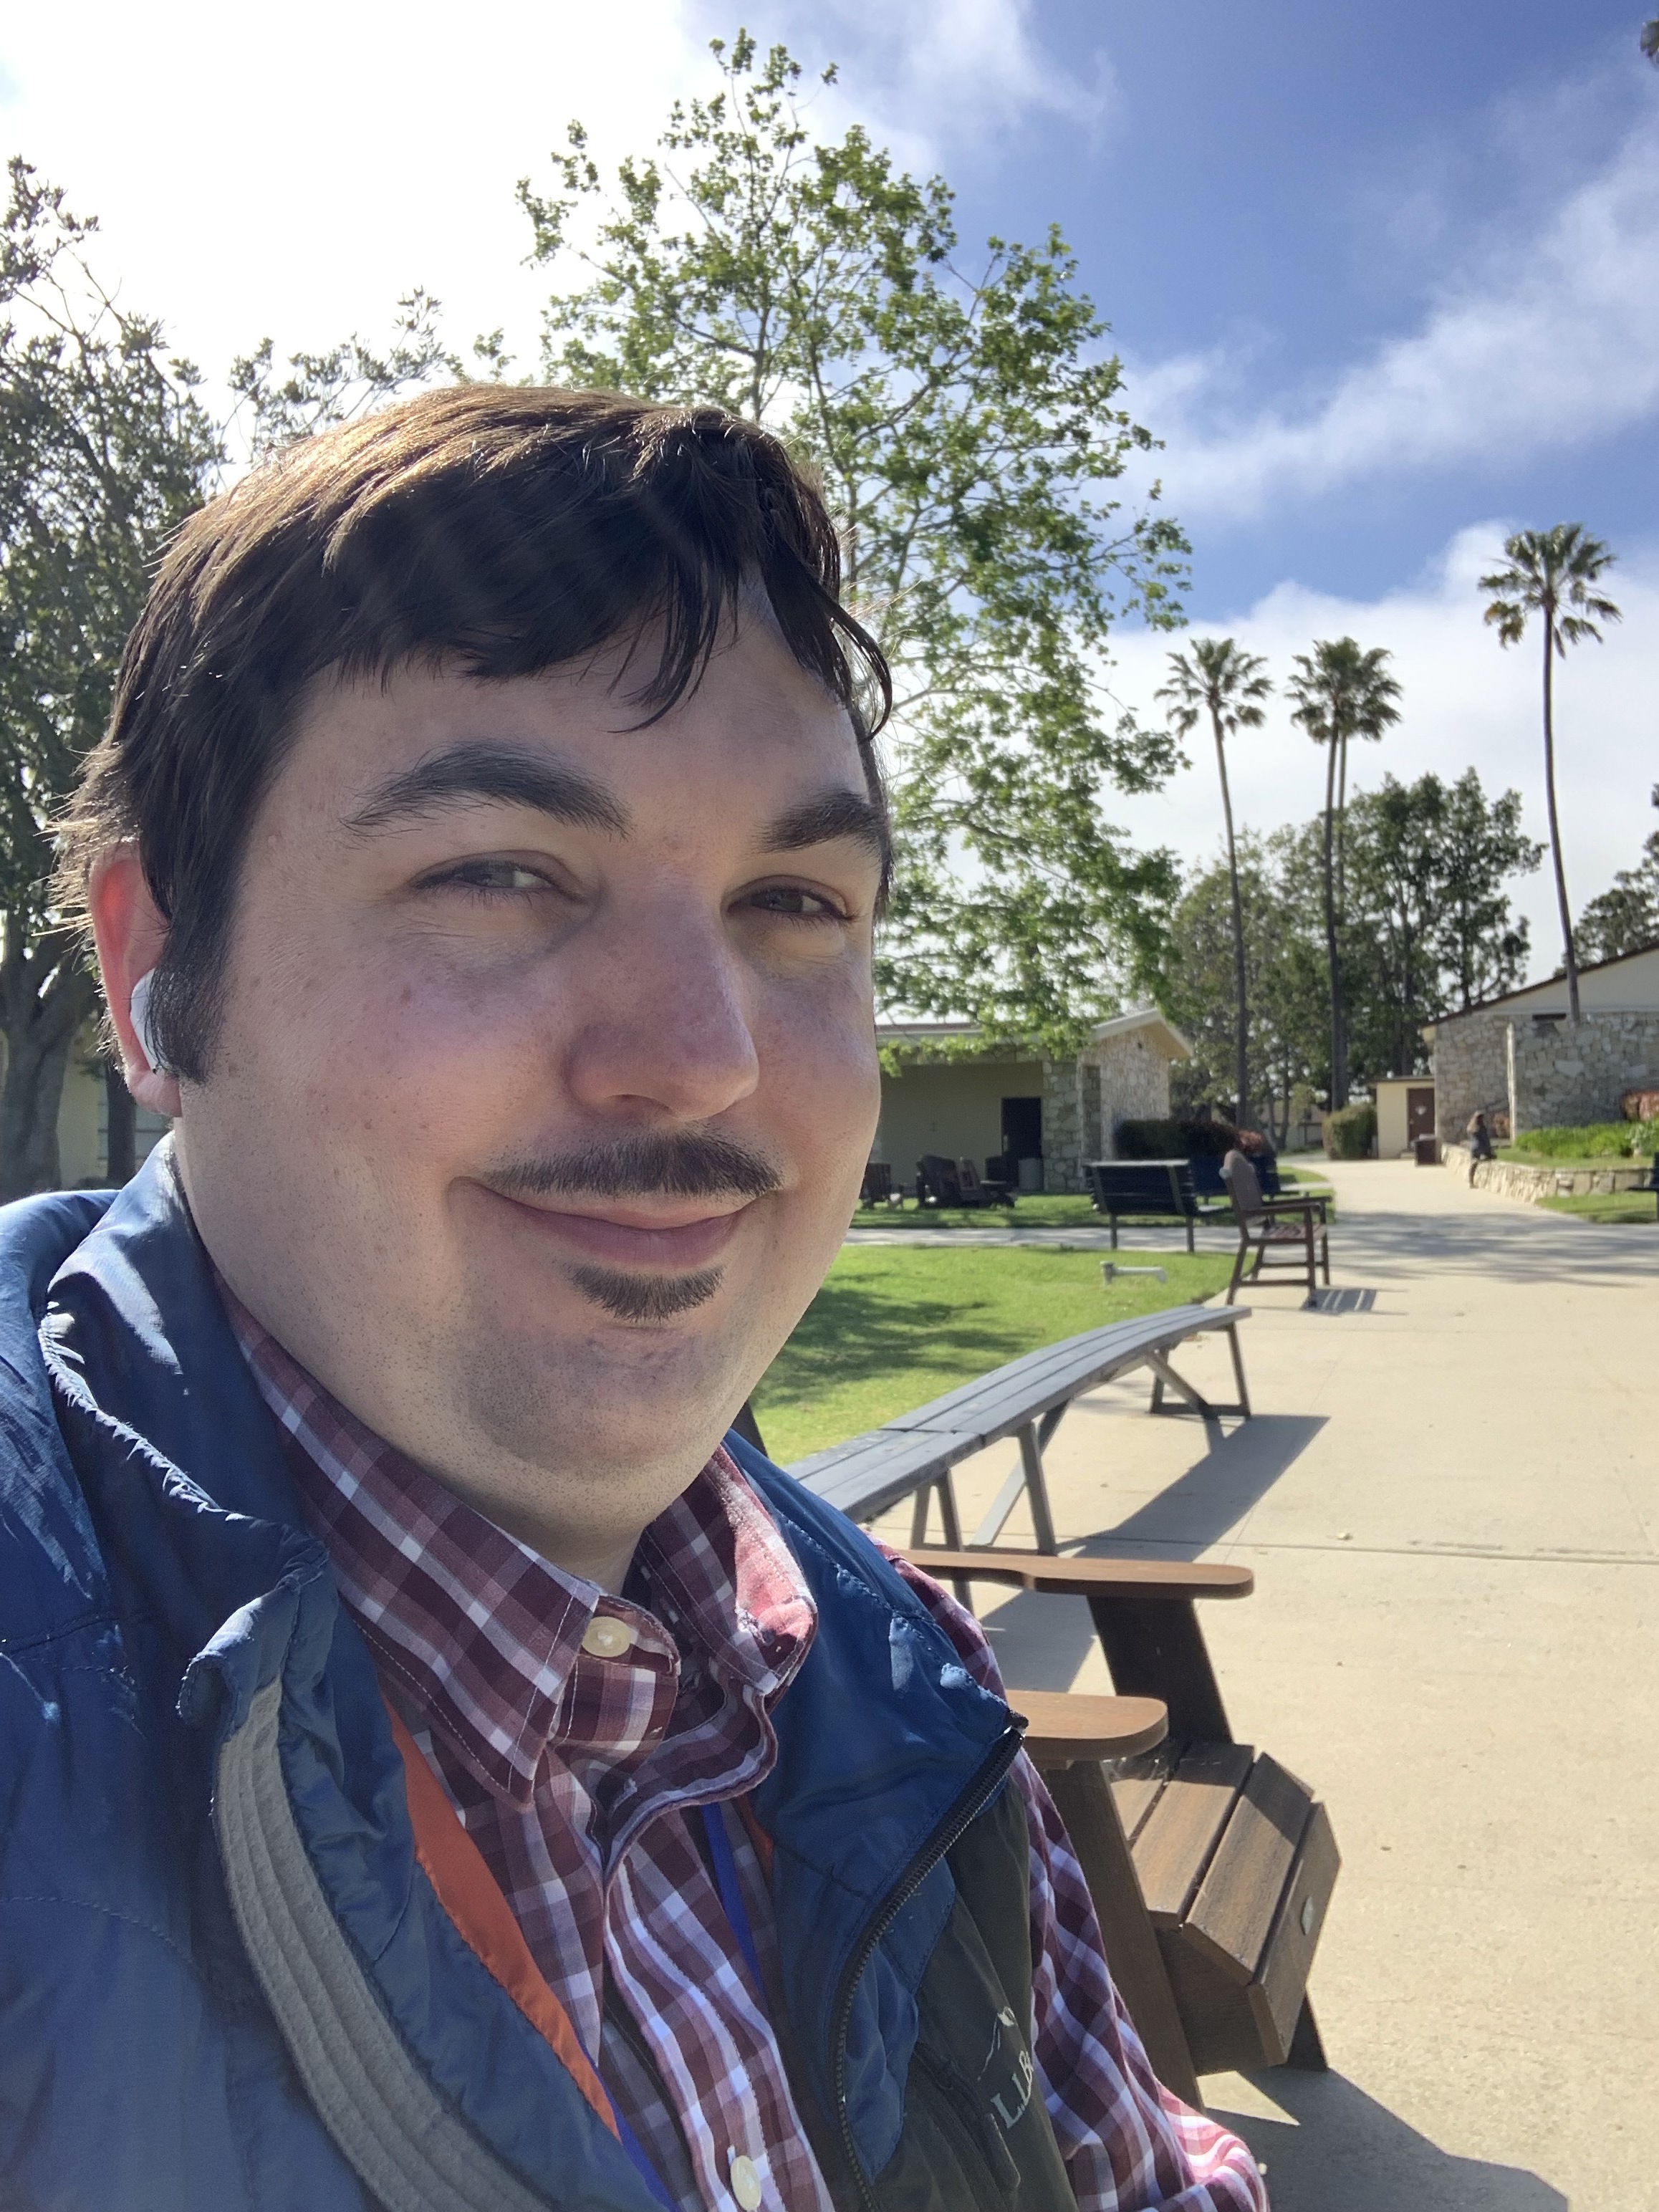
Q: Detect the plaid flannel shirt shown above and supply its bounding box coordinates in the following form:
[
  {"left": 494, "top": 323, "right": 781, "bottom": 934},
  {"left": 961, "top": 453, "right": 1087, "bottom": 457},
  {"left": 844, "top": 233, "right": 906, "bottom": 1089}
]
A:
[{"left": 226, "top": 1295, "right": 1266, "bottom": 2212}]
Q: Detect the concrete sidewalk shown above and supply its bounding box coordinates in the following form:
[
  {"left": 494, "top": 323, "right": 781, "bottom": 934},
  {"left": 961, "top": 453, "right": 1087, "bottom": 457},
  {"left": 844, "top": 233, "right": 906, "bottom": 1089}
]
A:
[{"left": 870, "top": 1160, "right": 1658, "bottom": 2210}]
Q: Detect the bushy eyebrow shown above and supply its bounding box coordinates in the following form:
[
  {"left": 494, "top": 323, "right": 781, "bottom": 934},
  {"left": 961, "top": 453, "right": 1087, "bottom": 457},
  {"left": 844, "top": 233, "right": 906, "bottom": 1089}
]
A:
[
  {"left": 344, "top": 743, "right": 630, "bottom": 837},
  {"left": 760, "top": 787, "right": 891, "bottom": 877}
]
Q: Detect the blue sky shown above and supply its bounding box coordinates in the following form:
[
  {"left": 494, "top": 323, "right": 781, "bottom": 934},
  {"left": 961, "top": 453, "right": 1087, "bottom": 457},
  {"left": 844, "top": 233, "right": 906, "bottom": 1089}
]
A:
[{"left": 4, "top": 0, "right": 1657, "bottom": 969}]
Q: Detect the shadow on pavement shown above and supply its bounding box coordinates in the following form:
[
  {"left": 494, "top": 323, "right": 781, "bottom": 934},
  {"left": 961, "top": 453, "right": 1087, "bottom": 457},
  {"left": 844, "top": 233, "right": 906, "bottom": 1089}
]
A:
[
  {"left": 977, "top": 1414, "right": 1325, "bottom": 1689},
  {"left": 1213, "top": 2069, "right": 1566, "bottom": 2212},
  {"left": 1107, "top": 1193, "right": 1655, "bottom": 1291},
  {"left": 1308, "top": 1287, "right": 1377, "bottom": 1314}
]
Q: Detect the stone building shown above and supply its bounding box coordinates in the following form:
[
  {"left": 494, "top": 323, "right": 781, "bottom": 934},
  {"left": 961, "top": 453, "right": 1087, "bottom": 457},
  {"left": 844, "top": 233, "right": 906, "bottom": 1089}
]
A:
[
  {"left": 871, "top": 1009, "right": 1191, "bottom": 1194},
  {"left": 1424, "top": 943, "right": 1659, "bottom": 1140}
]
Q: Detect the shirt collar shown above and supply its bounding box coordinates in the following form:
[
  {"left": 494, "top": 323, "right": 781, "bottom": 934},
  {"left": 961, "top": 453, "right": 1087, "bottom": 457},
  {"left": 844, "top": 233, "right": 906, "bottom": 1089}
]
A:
[{"left": 218, "top": 1281, "right": 815, "bottom": 1807}]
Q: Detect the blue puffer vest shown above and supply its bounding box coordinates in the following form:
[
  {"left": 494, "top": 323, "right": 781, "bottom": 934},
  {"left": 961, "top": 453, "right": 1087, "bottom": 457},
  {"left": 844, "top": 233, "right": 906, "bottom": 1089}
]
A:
[{"left": 0, "top": 1153, "right": 1075, "bottom": 2212}]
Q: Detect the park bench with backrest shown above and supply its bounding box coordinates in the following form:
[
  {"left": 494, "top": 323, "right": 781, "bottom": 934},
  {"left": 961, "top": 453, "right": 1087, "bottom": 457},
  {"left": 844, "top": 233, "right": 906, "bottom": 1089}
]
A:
[
  {"left": 762, "top": 1304, "right": 1340, "bottom": 2106},
  {"left": 1221, "top": 1148, "right": 1330, "bottom": 1304},
  {"left": 1086, "top": 1159, "right": 1232, "bottom": 1251}
]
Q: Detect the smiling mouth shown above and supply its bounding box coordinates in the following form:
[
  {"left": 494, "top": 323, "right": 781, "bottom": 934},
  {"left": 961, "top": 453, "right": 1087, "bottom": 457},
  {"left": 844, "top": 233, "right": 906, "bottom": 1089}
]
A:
[{"left": 481, "top": 1188, "right": 751, "bottom": 1272}]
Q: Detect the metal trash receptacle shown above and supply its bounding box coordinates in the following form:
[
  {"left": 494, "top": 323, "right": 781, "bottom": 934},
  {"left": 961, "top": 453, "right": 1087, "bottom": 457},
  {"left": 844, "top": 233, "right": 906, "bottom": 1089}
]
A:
[{"left": 1414, "top": 1134, "right": 1440, "bottom": 1166}]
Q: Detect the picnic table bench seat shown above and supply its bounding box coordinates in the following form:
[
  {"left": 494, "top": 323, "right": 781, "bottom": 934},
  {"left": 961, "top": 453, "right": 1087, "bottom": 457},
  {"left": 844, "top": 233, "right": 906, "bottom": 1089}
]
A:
[{"left": 903, "top": 1547, "right": 1340, "bottom": 2105}]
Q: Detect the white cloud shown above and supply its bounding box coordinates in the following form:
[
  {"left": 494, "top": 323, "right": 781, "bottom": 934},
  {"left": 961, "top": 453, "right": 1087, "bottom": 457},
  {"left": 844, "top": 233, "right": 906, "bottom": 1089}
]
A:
[
  {"left": 787, "top": 0, "right": 1109, "bottom": 143},
  {"left": 1138, "top": 119, "right": 1659, "bottom": 521},
  {"left": 1105, "top": 525, "right": 1659, "bottom": 979},
  {"left": 0, "top": 0, "right": 713, "bottom": 400},
  {"left": 0, "top": 0, "right": 1105, "bottom": 412}
]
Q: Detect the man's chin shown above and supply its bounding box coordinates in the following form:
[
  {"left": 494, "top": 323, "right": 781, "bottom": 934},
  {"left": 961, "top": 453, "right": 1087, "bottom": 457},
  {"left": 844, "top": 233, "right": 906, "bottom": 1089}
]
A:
[{"left": 567, "top": 1262, "right": 726, "bottom": 1324}]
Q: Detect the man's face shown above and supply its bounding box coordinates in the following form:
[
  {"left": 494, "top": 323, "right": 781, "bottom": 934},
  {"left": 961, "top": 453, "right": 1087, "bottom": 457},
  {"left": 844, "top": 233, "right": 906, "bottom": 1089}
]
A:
[{"left": 171, "top": 619, "right": 883, "bottom": 1576}]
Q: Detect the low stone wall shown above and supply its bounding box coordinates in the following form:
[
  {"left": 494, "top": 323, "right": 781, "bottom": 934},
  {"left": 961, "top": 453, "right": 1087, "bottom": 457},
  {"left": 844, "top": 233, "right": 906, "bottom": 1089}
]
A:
[{"left": 1444, "top": 1144, "right": 1654, "bottom": 1203}]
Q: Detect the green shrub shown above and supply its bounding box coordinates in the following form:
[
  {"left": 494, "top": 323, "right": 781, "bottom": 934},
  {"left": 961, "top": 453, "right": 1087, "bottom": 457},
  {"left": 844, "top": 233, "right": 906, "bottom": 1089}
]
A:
[
  {"left": 1115, "top": 1115, "right": 1255, "bottom": 1160},
  {"left": 1508, "top": 1121, "right": 1659, "bottom": 1161},
  {"left": 1324, "top": 1102, "right": 1377, "bottom": 1158}
]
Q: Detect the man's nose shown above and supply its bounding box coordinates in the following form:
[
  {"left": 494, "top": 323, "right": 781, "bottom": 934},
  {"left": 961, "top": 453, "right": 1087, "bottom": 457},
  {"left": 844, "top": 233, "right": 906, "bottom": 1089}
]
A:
[{"left": 560, "top": 897, "right": 761, "bottom": 1123}]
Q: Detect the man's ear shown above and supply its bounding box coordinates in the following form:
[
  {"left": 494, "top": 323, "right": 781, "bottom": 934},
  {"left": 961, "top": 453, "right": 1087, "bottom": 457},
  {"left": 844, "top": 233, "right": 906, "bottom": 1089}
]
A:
[{"left": 87, "top": 846, "right": 183, "bottom": 1117}]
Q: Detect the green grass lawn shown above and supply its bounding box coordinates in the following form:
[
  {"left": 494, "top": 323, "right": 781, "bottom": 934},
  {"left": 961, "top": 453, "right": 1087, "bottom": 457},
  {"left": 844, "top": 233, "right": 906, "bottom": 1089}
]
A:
[
  {"left": 1539, "top": 1191, "right": 1659, "bottom": 1224},
  {"left": 750, "top": 1244, "right": 1234, "bottom": 1463},
  {"left": 850, "top": 1192, "right": 1100, "bottom": 1232}
]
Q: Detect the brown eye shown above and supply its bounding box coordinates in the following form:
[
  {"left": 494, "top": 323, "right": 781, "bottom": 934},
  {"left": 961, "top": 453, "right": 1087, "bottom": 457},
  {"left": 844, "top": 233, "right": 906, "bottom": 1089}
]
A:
[
  {"left": 745, "top": 885, "right": 845, "bottom": 920},
  {"left": 425, "top": 860, "right": 552, "bottom": 897}
]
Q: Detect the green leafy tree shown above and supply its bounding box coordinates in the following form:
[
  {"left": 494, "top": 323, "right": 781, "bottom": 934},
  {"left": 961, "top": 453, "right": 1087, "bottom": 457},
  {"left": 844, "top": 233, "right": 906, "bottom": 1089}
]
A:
[
  {"left": 1342, "top": 771, "right": 1539, "bottom": 1076},
  {"left": 227, "top": 289, "right": 456, "bottom": 461},
  {"left": 1643, "top": 19, "right": 1659, "bottom": 64},
  {"left": 0, "top": 160, "right": 223, "bottom": 1196},
  {"left": 1155, "top": 638, "right": 1271, "bottom": 1131},
  {"left": 0, "top": 163, "right": 451, "bottom": 1196},
  {"left": 1577, "top": 784, "right": 1659, "bottom": 962},
  {"left": 1164, "top": 827, "right": 1329, "bottom": 1142},
  {"left": 1480, "top": 523, "right": 1620, "bottom": 1024},
  {"left": 1285, "top": 637, "right": 1402, "bottom": 1107},
  {"left": 519, "top": 30, "right": 1189, "bottom": 1048},
  {"left": 1429, "top": 769, "right": 1541, "bottom": 1011}
]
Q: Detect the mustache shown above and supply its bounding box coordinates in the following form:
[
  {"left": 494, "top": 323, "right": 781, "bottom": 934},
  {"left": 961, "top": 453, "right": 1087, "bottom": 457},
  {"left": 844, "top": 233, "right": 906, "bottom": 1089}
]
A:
[{"left": 486, "top": 1130, "right": 783, "bottom": 1203}]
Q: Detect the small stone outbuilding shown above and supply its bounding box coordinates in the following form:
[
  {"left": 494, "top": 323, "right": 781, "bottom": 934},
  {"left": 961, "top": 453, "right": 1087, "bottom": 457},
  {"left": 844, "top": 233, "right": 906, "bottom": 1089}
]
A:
[
  {"left": 1424, "top": 943, "right": 1659, "bottom": 1140},
  {"left": 872, "top": 1009, "right": 1191, "bottom": 1195}
]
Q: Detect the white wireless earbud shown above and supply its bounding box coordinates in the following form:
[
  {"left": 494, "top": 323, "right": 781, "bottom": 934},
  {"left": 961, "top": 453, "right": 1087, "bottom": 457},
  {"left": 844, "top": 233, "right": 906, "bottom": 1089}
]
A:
[{"left": 129, "top": 970, "right": 170, "bottom": 1075}]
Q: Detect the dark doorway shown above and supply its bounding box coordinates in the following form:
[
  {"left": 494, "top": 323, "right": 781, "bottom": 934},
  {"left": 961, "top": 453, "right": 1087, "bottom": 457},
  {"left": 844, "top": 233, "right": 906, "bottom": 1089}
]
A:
[
  {"left": 1001, "top": 1096, "right": 1043, "bottom": 1161},
  {"left": 1406, "top": 1087, "right": 1435, "bottom": 1145}
]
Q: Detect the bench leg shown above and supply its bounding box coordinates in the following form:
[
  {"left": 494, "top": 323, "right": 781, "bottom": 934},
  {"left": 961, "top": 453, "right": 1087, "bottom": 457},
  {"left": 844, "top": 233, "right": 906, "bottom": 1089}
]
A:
[
  {"left": 1089, "top": 1595, "right": 1233, "bottom": 1743},
  {"left": 1042, "top": 1758, "right": 1203, "bottom": 2110},
  {"left": 1226, "top": 1324, "right": 1252, "bottom": 1420},
  {"left": 910, "top": 1479, "right": 971, "bottom": 1602},
  {"left": 1019, "top": 1420, "right": 1059, "bottom": 1554},
  {"left": 1284, "top": 1994, "right": 1328, "bottom": 2072},
  {"left": 1226, "top": 1236, "right": 1246, "bottom": 1305}
]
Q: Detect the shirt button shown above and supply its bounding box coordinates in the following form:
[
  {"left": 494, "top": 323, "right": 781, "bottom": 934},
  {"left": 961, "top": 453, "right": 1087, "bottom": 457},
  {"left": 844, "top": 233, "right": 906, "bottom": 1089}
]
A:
[
  {"left": 580, "top": 1615, "right": 638, "bottom": 1660},
  {"left": 727, "top": 2150, "right": 764, "bottom": 2209}
]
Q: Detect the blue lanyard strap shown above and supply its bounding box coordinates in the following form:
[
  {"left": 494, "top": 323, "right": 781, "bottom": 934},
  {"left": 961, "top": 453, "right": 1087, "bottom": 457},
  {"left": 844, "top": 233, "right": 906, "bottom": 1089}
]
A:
[{"left": 701, "top": 1799, "right": 767, "bottom": 1999}]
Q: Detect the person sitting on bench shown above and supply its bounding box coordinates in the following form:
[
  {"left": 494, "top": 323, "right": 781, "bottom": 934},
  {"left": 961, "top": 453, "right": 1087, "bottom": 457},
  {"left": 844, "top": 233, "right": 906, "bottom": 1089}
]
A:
[{"left": 0, "top": 388, "right": 1265, "bottom": 2211}]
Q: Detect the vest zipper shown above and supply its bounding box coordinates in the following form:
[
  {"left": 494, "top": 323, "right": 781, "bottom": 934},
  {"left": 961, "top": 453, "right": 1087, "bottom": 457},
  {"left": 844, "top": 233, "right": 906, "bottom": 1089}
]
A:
[{"left": 828, "top": 1721, "right": 1026, "bottom": 2212}]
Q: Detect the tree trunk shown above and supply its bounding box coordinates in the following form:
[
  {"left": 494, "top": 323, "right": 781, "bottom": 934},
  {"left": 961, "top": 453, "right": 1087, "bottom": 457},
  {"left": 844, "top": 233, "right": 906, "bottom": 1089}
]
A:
[
  {"left": 0, "top": 1017, "right": 72, "bottom": 1200},
  {"left": 105, "top": 1059, "right": 137, "bottom": 1183},
  {"left": 1336, "top": 731, "right": 1349, "bottom": 923},
  {"left": 1321, "top": 739, "right": 1346, "bottom": 1107},
  {"left": 0, "top": 918, "right": 97, "bottom": 1201},
  {"left": 1213, "top": 708, "right": 1250, "bottom": 1133},
  {"left": 1541, "top": 617, "right": 1580, "bottom": 1024}
]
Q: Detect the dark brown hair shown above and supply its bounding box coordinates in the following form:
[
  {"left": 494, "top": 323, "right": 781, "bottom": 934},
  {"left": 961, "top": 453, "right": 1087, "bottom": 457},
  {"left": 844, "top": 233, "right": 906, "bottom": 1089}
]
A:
[{"left": 58, "top": 385, "right": 891, "bottom": 1080}]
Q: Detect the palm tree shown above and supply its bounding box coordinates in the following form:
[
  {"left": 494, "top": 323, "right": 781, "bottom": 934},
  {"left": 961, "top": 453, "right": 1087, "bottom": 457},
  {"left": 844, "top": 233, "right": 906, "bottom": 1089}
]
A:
[
  {"left": 1157, "top": 640, "right": 1271, "bottom": 1130},
  {"left": 1481, "top": 524, "right": 1620, "bottom": 1025},
  {"left": 1287, "top": 638, "right": 1401, "bottom": 1107}
]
